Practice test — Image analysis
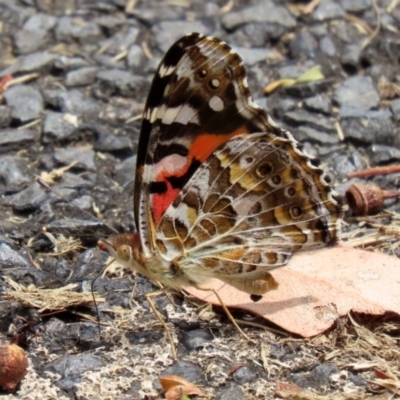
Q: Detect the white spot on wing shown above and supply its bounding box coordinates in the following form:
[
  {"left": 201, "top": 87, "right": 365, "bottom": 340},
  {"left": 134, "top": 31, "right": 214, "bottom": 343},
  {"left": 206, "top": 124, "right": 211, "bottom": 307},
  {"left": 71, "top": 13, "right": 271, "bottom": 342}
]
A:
[
  {"left": 159, "top": 63, "right": 175, "bottom": 77},
  {"left": 162, "top": 104, "right": 200, "bottom": 125},
  {"left": 209, "top": 96, "right": 224, "bottom": 112}
]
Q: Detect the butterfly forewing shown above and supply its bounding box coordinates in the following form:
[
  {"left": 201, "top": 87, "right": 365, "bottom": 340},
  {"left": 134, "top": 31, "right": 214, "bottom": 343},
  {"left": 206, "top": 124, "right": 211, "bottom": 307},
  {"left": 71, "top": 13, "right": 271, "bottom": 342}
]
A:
[{"left": 135, "top": 33, "right": 284, "bottom": 257}]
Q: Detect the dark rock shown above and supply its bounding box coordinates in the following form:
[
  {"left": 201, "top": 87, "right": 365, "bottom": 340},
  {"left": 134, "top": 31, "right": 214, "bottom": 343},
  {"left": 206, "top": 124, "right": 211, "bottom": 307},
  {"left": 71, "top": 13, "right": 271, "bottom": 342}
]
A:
[
  {"left": 221, "top": 0, "right": 296, "bottom": 30},
  {"left": 332, "top": 154, "right": 358, "bottom": 178},
  {"left": 0, "top": 155, "right": 32, "bottom": 194},
  {"left": 0, "top": 105, "right": 12, "bottom": 128},
  {"left": 54, "top": 56, "right": 91, "bottom": 71},
  {"left": 55, "top": 16, "right": 102, "bottom": 44},
  {"left": 125, "top": 331, "right": 163, "bottom": 346},
  {"left": 0, "top": 242, "right": 32, "bottom": 269},
  {"left": 309, "top": 363, "right": 339, "bottom": 386},
  {"left": 267, "top": 97, "right": 296, "bottom": 120},
  {"left": 43, "top": 89, "right": 100, "bottom": 121},
  {"left": 95, "top": 133, "right": 134, "bottom": 153},
  {"left": 45, "top": 354, "right": 105, "bottom": 379},
  {"left": 65, "top": 67, "right": 100, "bottom": 87},
  {"left": 368, "top": 144, "right": 400, "bottom": 164},
  {"left": 348, "top": 372, "right": 367, "bottom": 386},
  {"left": 45, "top": 219, "right": 113, "bottom": 238},
  {"left": 53, "top": 147, "right": 95, "bottom": 170},
  {"left": 284, "top": 110, "right": 335, "bottom": 132},
  {"left": 341, "top": 116, "right": 397, "bottom": 145},
  {"left": 0, "top": 51, "right": 58, "bottom": 76},
  {"left": 114, "top": 156, "right": 137, "bottom": 187},
  {"left": 4, "top": 85, "right": 44, "bottom": 122},
  {"left": 334, "top": 76, "right": 379, "bottom": 110},
  {"left": 4, "top": 182, "right": 49, "bottom": 211},
  {"left": 181, "top": 329, "right": 213, "bottom": 351},
  {"left": 304, "top": 94, "right": 332, "bottom": 115},
  {"left": 215, "top": 383, "right": 245, "bottom": 400},
  {"left": 43, "top": 112, "right": 78, "bottom": 142},
  {"left": 99, "top": 26, "right": 140, "bottom": 56},
  {"left": 284, "top": 80, "right": 332, "bottom": 98},
  {"left": 320, "top": 35, "right": 337, "bottom": 56},
  {"left": 313, "top": 0, "right": 344, "bottom": 21},
  {"left": 232, "top": 365, "right": 258, "bottom": 384},
  {"left": 296, "top": 126, "right": 339, "bottom": 145},
  {"left": 94, "top": 69, "right": 147, "bottom": 99},
  {"left": 290, "top": 31, "right": 318, "bottom": 59},
  {"left": 341, "top": 44, "right": 362, "bottom": 69},
  {"left": 340, "top": 0, "right": 372, "bottom": 12}
]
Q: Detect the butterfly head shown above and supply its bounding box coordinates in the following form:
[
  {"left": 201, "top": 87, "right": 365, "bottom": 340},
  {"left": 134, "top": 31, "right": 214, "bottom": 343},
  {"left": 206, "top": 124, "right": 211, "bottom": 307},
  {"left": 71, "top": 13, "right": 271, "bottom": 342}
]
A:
[{"left": 98, "top": 233, "right": 143, "bottom": 268}]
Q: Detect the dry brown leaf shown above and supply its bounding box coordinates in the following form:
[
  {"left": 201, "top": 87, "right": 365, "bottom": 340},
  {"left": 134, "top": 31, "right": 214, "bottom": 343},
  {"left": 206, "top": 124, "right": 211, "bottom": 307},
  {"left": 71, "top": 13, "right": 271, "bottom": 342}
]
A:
[
  {"left": 186, "top": 243, "right": 400, "bottom": 337},
  {"left": 159, "top": 375, "right": 206, "bottom": 400}
]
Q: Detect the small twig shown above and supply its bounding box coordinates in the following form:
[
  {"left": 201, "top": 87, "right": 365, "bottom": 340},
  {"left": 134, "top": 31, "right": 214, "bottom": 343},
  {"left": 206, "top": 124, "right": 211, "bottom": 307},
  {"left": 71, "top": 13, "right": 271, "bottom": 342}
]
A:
[
  {"left": 348, "top": 165, "right": 400, "bottom": 178},
  {"left": 361, "top": 0, "right": 381, "bottom": 49}
]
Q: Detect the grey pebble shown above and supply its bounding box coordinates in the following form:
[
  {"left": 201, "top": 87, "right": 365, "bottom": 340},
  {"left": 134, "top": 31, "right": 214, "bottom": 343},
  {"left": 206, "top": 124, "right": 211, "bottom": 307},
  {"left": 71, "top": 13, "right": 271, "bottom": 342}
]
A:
[
  {"left": 181, "top": 329, "right": 213, "bottom": 351},
  {"left": 0, "top": 106, "right": 12, "bottom": 128},
  {"left": 215, "top": 383, "right": 245, "bottom": 400},
  {"left": 296, "top": 126, "right": 339, "bottom": 145},
  {"left": 340, "top": 0, "right": 372, "bottom": 12},
  {"left": 390, "top": 98, "right": 400, "bottom": 121},
  {"left": 23, "top": 13, "right": 57, "bottom": 31},
  {"left": 341, "top": 116, "right": 397, "bottom": 145},
  {"left": 65, "top": 66, "right": 100, "bottom": 87},
  {"left": 45, "top": 354, "right": 105, "bottom": 379},
  {"left": 0, "top": 242, "right": 32, "bottom": 269},
  {"left": 232, "top": 46, "right": 277, "bottom": 66},
  {"left": 0, "top": 155, "right": 31, "bottom": 194},
  {"left": 153, "top": 21, "right": 212, "bottom": 53},
  {"left": 95, "top": 133, "right": 134, "bottom": 153},
  {"left": 284, "top": 109, "right": 335, "bottom": 132},
  {"left": 114, "top": 155, "right": 137, "bottom": 187},
  {"left": 304, "top": 94, "right": 332, "bottom": 115},
  {"left": 334, "top": 76, "right": 380, "bottom": 110},
  {"left": 14, "top": 28, "right": 50, "bottom": 54},
  {"left": 95, "top": 69, "right": 147, "bottom": 98},
  {"left": 0, "top": 51, "right": 58, "bottom": 76},
  {"left": 158, "top": 361, "right": 205, "bottom": 390},
  {"left": 369, "top": 144, "right": 400, "bottom": 164},
  {"left": 313, "top": 0, "right": 344, "bottom": 21},
  {"left": 43, "top": 112, "right": 78, "bottom": 142},
  {"left": 0, "top": 128, "right": 39, "bottom": 153},
  {"left": 55, "top": 16, "right": 103, "bottom": 44},
  {"left": 290, "top": 31, "right": 318, "bottom": 59},
  {"left": 221, "top": 0, "right": 296, "bottom": 30},
  {"left": 127, "top": 44, "right": 146, "bottom": 70},
  {"left": 232, "top": 365, "right": 258, "bottom": 384},
  {"left": 5, "top": 181, "right": 49, "bottom": 211},
  {"left": 320, "top": 35, "right": 337, "bottom": 56},
  {"left": 54, "top": 147, "right": 95, "bottom": 170},
  {"left": 341, "top": 43, "right": 362, "bottom": 69},
  {"left": 4, "top": 84, "right": 43, "bottom": 122}
]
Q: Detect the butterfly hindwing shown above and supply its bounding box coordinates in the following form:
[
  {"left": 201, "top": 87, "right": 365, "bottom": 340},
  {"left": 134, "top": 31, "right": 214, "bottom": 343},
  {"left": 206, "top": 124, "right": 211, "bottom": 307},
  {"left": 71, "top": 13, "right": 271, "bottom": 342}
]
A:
[
  {"left": 155, "top": 132, "right": 342, "bottom": 294},
  {"left": 134, "top": 33, "right": 283, "bottom": 256}
]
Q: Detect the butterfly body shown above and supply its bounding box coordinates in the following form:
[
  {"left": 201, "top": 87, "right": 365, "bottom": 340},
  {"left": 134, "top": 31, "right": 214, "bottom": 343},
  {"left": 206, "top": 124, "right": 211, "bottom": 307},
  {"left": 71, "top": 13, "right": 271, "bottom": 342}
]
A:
[{"left": 102, "top": 33, "right": 342, "bottom": 297}]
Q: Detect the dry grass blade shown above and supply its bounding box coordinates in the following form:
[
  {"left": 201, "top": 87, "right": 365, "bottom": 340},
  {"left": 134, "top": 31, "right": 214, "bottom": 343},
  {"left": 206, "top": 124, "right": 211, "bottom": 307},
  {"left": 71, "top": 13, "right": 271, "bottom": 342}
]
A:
[
  {"left": 3, "top": 276, "right": 105, "bottom": 313},
  {"left": 42, "top": 232, "right": 83, "bottom": 256}
]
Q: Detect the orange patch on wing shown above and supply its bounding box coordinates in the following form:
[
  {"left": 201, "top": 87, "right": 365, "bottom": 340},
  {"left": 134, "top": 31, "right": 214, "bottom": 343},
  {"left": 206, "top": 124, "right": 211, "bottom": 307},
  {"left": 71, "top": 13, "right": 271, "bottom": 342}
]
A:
[
  {"left": 152, "top": 127, "right": 249, "bottom": 223},
  {"left": 189, "top": 127, "right": 249, "bottom": 162}
]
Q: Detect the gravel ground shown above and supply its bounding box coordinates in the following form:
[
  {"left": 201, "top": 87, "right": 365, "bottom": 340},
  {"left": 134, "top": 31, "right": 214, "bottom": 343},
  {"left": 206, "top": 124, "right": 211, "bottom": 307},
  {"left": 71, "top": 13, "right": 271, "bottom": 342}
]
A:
[{"left": 0, "top": 0, "right": 400, "bottom": 399}]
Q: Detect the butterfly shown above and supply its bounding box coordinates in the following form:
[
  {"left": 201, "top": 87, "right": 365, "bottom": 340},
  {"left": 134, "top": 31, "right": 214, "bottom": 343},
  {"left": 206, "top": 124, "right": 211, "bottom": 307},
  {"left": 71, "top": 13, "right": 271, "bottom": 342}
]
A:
[{"left": 100, "top": 32, "right": 342, "bottom": 300}]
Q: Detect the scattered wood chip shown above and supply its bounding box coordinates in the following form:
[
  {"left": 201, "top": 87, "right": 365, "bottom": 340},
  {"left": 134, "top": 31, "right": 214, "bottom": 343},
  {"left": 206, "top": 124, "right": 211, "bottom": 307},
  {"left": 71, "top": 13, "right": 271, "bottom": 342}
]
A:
[{"left": 39, "top": 161, "right": 78, "bottom": 185}]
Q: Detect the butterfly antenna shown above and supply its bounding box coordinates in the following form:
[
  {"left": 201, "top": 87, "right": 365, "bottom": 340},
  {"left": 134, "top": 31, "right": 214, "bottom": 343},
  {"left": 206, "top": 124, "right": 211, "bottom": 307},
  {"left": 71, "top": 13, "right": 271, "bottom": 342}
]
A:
[{"left": 36, "top": 177, "right": 119, "bottom": 235}]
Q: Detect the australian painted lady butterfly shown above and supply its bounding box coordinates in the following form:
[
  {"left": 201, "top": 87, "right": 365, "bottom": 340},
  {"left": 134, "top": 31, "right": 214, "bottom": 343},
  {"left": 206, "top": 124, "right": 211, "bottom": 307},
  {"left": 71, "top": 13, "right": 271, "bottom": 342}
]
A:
[{"left": 101, "top": 33, "right": 342, "bottom": 299}]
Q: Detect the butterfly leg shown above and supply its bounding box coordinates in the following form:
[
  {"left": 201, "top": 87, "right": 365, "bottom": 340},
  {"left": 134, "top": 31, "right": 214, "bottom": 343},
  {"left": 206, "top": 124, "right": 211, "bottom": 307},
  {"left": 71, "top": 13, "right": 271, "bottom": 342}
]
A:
[
  {"left": 194, "top": 286, "right": 257, "bottom": 345},
  {"left": 145, "top": 290, "right": 177, "bottom": 360}
]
